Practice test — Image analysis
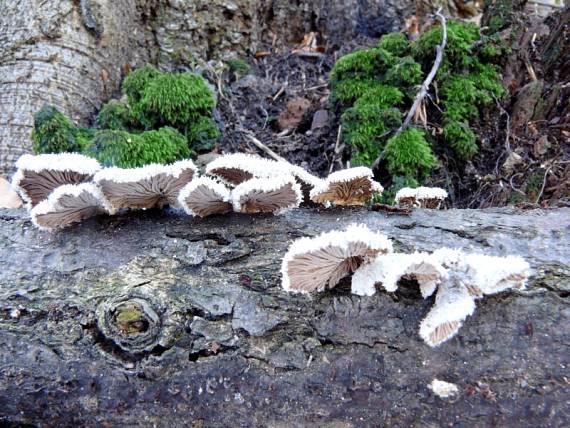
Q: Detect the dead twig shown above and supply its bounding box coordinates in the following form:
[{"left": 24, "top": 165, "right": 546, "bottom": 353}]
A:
[
  {"left": 372, "top": 8, "right": 447, "bottom": 169},
  {"left": 329, "top": 125, "right": 343, "bottom": 174},
  {"left": 241, "top": 131, "right": 287, "bottom": 162}
]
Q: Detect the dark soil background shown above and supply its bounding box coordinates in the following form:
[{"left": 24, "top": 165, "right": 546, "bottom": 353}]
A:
[{"left": 214, "top": 7, "right": 569, "bottom": 209}]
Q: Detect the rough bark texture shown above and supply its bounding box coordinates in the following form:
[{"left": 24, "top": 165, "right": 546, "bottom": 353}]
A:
[
  {"left": 0, "top": 0, "right": 413, "bottom": 176},
  {"left": 0, "top": 0, "right": 159, "bottom": 175},
  {"left": 0, "top": 206, "right": 568, "bottom": 426}
]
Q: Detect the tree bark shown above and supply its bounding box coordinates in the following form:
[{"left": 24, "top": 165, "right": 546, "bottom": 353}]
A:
[{"left": 0, "top": 206, "right": 568, "bottom": 426}]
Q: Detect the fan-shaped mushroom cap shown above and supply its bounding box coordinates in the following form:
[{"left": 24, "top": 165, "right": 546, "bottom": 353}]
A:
[
  {"left": 30, "top": 183, "right": 110, "bottom": 231},
  {"left": 205, "top": 153, "right": 279, "bottom": 186},
  {"left": 351, "top": 252, "right": 447, "bottom": 297},
  {"left": 231, "top": 176, "right": 302, "bottom": 214},
  {"left": 278, "top": 162, "right": 324, "bottom": 204},
  {"left": 394, "top": 187, "right": 419, "bottom": 208},
  {"left": 12, "top": 153, "right": 101, "bottom": 208},
  {"left": 415, "top": 186, "right": 448, "bottom": 209},
  {"left": 94, "top": 160, "right": 196, "bottom": 214},
  {"left": 431, "top": 247, "right": 464, "bottom": 268},
  {"left": 419, "top": 280, "right": 476, "bottom": 347},
  {"left": 310, "top": 167, "right": 383, "bottom": 206},
  {"left": 463, "top": 254, "right": 530, "bottom": 297},
  {"left": 281, "top": 224, "right": 393, "bottom": 293},
  {"left": 178, "top": 176, "right": 232, "bottom": 218}
]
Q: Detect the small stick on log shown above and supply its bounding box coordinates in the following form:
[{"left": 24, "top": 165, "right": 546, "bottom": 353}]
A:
[
  {"left": 372, "top": 9, "right": 447, "bottom": 169},
  {"left": 241, "top": 131, "right": 288, "bottom": 163}
]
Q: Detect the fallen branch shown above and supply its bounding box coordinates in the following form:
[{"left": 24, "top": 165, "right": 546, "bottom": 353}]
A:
[{"left": 372, "top": 9, "right": 447, "bottom": 169}]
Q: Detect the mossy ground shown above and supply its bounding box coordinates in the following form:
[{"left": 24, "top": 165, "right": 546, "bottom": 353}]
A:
[
  {"left": 33, "top": 66, "right": 219, "bottom": 168},
  {"left": 329, "top": 20, "right": 506, "bottom": 195}
]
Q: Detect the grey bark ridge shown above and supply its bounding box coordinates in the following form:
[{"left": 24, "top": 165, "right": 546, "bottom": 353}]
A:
[{"left": 0, "top": 206, "right": 568, "bottom": 426}]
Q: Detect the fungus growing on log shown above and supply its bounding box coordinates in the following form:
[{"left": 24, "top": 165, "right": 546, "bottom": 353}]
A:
[
  {"left": 395, "top": 186, "right": 448, "bottom": 209},
  {"left": 419, "top": 280, "right": 476, "bottom": 347},
  {"left": 205, "top": 153, "right": 277, "bottom": 186},
  {"left": 12, "top": 153, "right": 101, "bottom": 208},
  {"left": 351, "top": 252, "right": 447, "bottom": 297},
  {"left": 416, "top": 186, "right": 448, "bottom": 209},
  {"left": 178, "top": 176, "right": 232, "bottom": 218},
  {"left": 310, "top": 167, "right": 382, "bottom": 206},
  {"left": 278, "top": 162, "right": 324, "bottom": 204},
  {"left": 281, "top": 224, "right": 393, "bottom": 293},
  {"left": 462, "top": 253, "right": 530, "bottom": 297},
  {"left": 30, "top": 183, "right": 110, "bottom": 231},
  {"left": 94, "top": 159, "right": 196, "bottom": 213},
  {"left": 232, "top": 176, "right": 302, "bottom": 214}
]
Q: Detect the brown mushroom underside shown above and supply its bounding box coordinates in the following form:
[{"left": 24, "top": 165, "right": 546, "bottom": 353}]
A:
[
  {"left": 210, "top": 168, "right": 253, "bottom": 186},
  {"left": 34, "top": 190, "right": 105, "bottom": 230},
  {"left": 18, "top": 170, "right": 93, "bottom": 206},
  {"left": 312, "top": 176, "right": 375, "bottom": 206},
  {"left": 239, "top": 183, "right": 299, "bottom": 213},
  {"left": 181, "top": 184, "right": 232, "bottom": 218}
]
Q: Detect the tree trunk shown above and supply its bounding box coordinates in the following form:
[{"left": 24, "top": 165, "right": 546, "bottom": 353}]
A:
[
  {"left": 0, "top": 0, "right": 413, "bottom": 176},
  {"left": 0, "top": 206, "right": 568, "bottom": 426}
]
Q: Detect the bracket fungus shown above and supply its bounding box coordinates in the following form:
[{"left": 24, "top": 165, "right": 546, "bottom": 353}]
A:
[
  {"left": 395, "top": 186, "right": 448, "bottom": 209},
  {"left": 30, "top": 183, "right": 110, "bottom": 231},
  {"left": 205, "top": 153, "right": 278, "bottom": 186},
  {"left": 278, "top": 162, "right": 324, "bottom": 204},
  {"left": 231, "top": 176, "right": 302, "bottom": 214},
  {"left": 351, "top": 252, "right": 447, "bottom": 298},
  {"left": 94, "top": 159, "right": 196, "bottom": 213},
  {"left": 12, "top": 153, "right": 101, "bottom": 208},
  {"left": 310, "top": 167, "right": 382, "bottom": 206},
  {"left": 178, "top": 176, "right": 232, "bottom": 218},
  {"left": 281, "top": 224, "right": 393, "bottom": 293},
  {"left": 419, "top": 279, "right": 477, "bottom": 347}
]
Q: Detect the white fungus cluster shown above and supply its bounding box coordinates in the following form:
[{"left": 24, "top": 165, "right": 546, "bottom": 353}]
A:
[
  {"left": 281, "top": 227, "right": 530, "bottom": 347},
  {"left": 395, "top": 186, "right": 448, "bottom": 209},
  {"left": 13, "top": 151, "right": 385, "bottom": 231}
]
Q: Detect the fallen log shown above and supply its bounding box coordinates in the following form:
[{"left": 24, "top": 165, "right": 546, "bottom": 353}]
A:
[{"left": 0, "top": 206, "right": 568, "bottom": 426}]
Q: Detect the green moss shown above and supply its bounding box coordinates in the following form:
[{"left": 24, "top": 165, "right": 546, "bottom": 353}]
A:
[
  {"left": 187, "top": 116, "right": 221, "bottom": 153},
  {"left": 32, "top": 106, "right": 79, "bottom": 154},
  {"left": 331, "top": 48, "right": 395, "bottom": 83},
  {"left": 443, "top": 121, "right": 478, "bottom": 159},
  {"left": 134, "top": 72, "right": 216, "bottom": 130},
  {"left": 330, "top": 79, "right": 381, "bottom": 107},
  {"left": 353, "top": 85, "right": 405, "bottom": 108},
  {"left": 85, "top": 127, "right": 191, "bottom": 168},
  {"left": 342, "top": 107, "right": 402, "bottom": 165},
  {"left": 384, "top": 128, "right": 437, "bottom": 178},
  {"left": 122, "top": 65, "right": 161, "bottom": 106},
  {"left": 380, "top": 175, "right": 419, "bottom": 205},
  {"left": 384, "top": 56, "right": 424, "bottom": 88},
  {"left": 378, "top": 33, "right": 409, "bottom": 57},
  {"left": 96, "top": 100, "right": 137, "bottom": 131},
  {"left": 412, "top": 21, "right": 480, "bottom": 75},
  {"left": 227, "top": 59, "right": 251, "bottom": 76}
]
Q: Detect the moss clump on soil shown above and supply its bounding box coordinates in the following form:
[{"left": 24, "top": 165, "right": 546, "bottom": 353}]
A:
[
  {"left": 32, "top": 106, "right": 91, "bottom": 154},
  {"left": 33, "top": 66, "right": 219, "bottom": 166},
  {"left": 84, "top": 127, "right": 190, "bottom": 168},
  {"left": 329, "top": 20, "right": 505, "bottom": 185}
]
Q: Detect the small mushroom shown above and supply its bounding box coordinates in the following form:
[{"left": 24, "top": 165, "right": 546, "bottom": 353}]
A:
[
  {"left": 394, "top": 187, "right": 419, "bottom": 209},
  {"left": 232, "top": 176, "right": 302, "bottom": 214},
  {"left": 30, "top": 183, "right": 110, "bottom": 231},
  {"left": 94, "top": 160, "right": 196, "bottom": 214},
  {"left": 178, "top": 176, "right": 232, "bottom": 218},
  {"left": 415, "top": 186, "right": 448, "bottom": 209},
  {"left": 310, "top": 167, "right": 383, "bottom": 206},
  {"left": 462, "top": 254, "right": 530, "bottom": 297},
  {"left": 281, "top": 224, "right": 393, "bottom": 293},
  {"left": 12, "top": 153, "right": 101, "bottom": 208},
  {"left": 205, "top": 153, "right": 278, "bottom": 186},
  {"left": 278, "top": 162, "right": 324, "bottom": 205},
  {"left": 351, "top": 252, "right": 447, "bottom": 297},
  {"left": 419, "top": 280, "right": 476, "bottom": 347},
  {"left": 395, "top": 186, "right": 448, "bottom": 209}
]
